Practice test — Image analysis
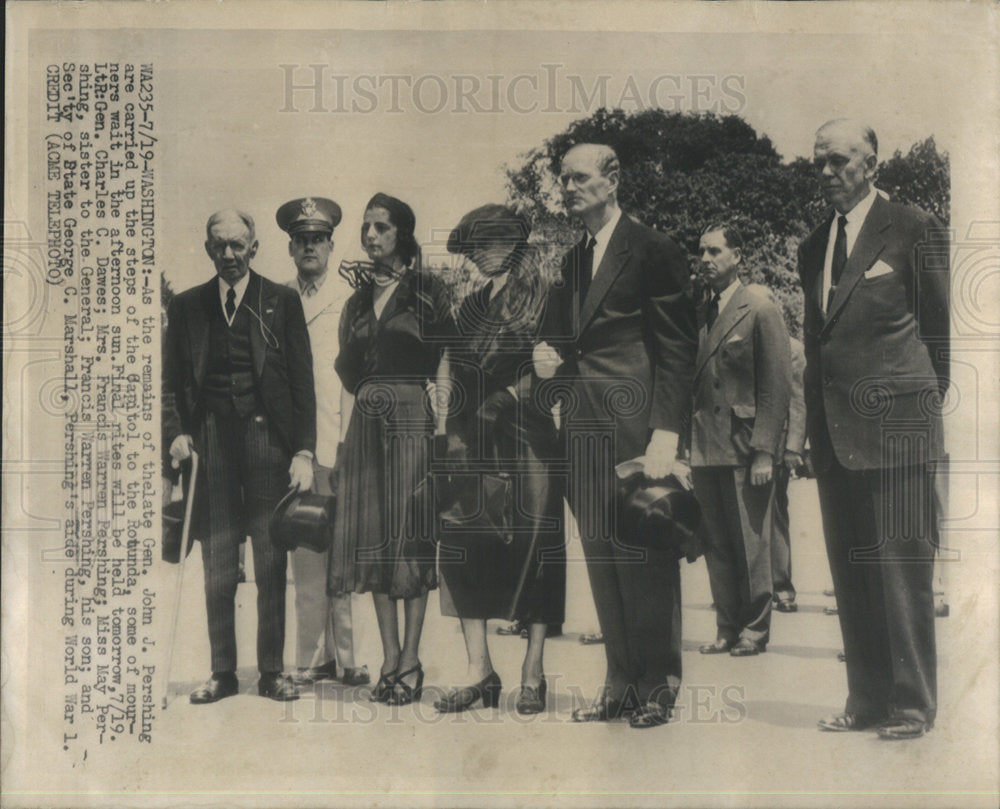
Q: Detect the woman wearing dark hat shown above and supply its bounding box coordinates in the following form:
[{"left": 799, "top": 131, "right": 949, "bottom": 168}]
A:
[
  {"left": 329, "top": 193, "right": 448, "bottom": 706},
  {"left": 433, "top": 204, "right": 566, "bottom": 715}
]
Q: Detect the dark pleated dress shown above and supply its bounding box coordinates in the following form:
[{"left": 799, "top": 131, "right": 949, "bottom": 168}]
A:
[
  {"left": 437, "top": 275, "right": 566, "bottom": 625},
  {"left": 328, "top": 271, "right": 447, "bottom": 600}
]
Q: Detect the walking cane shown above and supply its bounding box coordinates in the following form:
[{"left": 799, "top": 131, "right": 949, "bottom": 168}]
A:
[{"left": 162, "top": 449, "right": 198, "bottom": 709}]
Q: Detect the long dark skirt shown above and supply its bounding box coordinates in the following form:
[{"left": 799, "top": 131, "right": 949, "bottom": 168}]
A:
[
  {"left": 438, "top": 407, "right": 566, "bottom": 624},
  {"left": 328, "top": 380, "right": 437, "bottom": 599}
]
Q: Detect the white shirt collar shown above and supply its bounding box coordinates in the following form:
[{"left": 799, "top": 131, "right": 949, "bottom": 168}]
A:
[
  {"left": 838, "top": 184, "right": 878, "bottom": 231},
  {"left": 821, "top": 186, "right": 880, "bottom": 313},
  {"left": 588, "top": 206, "right": 622, "bottom": 276},
  {"left": 218, "top": 271, "right": 251, "bottom": 324},
  {"left": 715, "top": 277, "right": 742, "bottom": 315}
]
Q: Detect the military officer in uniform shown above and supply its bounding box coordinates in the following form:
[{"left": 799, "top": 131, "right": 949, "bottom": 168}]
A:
[{"left": 276, "top": 197, "right": 369, "bottom": 687}]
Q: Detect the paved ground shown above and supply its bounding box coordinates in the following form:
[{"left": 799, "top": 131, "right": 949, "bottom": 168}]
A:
[{"left": 115, "top": 478, "right": 996, "bottom": 806}]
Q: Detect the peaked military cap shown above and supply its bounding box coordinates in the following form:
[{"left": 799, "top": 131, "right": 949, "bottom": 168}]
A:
[{"left": 276, "top": 197, "right": 342, "bottom": 235}]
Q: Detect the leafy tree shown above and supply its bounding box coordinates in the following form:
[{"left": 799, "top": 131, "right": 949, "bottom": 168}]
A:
[{"left": 875, "top": 136, "right": 950, "bottom": 224}]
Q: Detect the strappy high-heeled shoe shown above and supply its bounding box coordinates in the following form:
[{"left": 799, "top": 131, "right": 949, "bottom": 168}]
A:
[
  {"left": 433, "top": 671, "right": 502, "bottom": 712},
  {"left": 388, "top": 663, "right": 424, "bottom": 706},
  {"left": 515, "top": 677, "right": 547, "bottom": 715},
  {"left": 368, "top": 667, "right": 398, "bottom": 703}
]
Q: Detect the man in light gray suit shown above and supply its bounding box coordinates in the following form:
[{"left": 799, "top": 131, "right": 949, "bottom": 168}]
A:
[{"left": 690, "top": 221, "right": 791, "bottom": 657}]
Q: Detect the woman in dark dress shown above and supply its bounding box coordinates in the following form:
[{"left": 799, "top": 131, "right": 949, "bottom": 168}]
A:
[
  {"left": 329, "top": 193, "right": 447, "bottom": 706},
  {"left": 433, "top": 204, "right": 566, "bottom": 715}
]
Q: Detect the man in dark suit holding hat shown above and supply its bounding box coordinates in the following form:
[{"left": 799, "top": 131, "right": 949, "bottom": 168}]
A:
[
  {"left": 164, "top": 208, "right": 316, "bottom": 703},
  {"left": 801, "top": 120, "right": 949, "bottom": 740},
  {"left": 690, "top": 222, "right": 791, "bottom": 658},
  {"left": 536, "top": 142, "right": 697, "bottom": 729},
  {"left": 275, "top": 197, "right": 368, "bottom": 688}
]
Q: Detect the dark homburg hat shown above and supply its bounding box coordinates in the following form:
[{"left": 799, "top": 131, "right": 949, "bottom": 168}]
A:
[
  {"left": 447, "top": 204, "right": 530, "bottom": 255},
  {"left": 615, "top": 460, "right": 703, "bottom": 563},
  {"left": 276, "top": 197, "right": 342, "bottom": 236}
]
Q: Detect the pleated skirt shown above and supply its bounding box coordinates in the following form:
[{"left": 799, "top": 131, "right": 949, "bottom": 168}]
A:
[{"left": 328, "top": 380, "right": 437, "bottom": 599}]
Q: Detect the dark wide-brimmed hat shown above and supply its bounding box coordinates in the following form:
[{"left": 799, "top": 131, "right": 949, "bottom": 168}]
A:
[
  {"left": 616, "top": 461, "right": 703, "bottom": 562},
  {"left": 447, "top": 204, "right": 530, "bottom": 256},
  {"left": 268, "top": 487, "right": 334, "bottom": 553}
]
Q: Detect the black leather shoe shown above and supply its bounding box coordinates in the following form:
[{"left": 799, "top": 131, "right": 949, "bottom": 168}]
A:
[
  {"left": 434, "top": 671, "right": 501, "bottom": 712},
  {"left": 340, "top": 666, "right": 371, "bottom": 686},
  {"left": 190, "top": 673, "right": 238, "bottom": 704},
  {"left": 515, "top": 679, "right": 547, "bottom": 715},
  {"left": 730, "top": 638, "right": 765, "bottom": 656},
  {"left": 877, "top": 717, "right": 931, "bottom": 740},
  {"left": 775, "top": 599, "right": 798, "bottom": 613},
  {"left": 571, "top": 697, "right": 630, "bottom": 722},
  {"left": 629, "top": 702, "right": 672, "bottom": 729},
  {"left": 258, "top": 673, "right": 300, "bottom": 701},
  {"left": 699, "top": 638, "right": 734, "bottom": 654},
  {"left": 817, "top": 712, "right": 881, "bottom": 732}
]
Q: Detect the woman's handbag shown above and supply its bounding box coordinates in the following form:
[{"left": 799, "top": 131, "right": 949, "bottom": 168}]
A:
[
  {"left": 268, "top": 487, "right": 334, "bottom": 553},
  {"left": 438, "top": 471, "right": 514, "bottom": 545}
]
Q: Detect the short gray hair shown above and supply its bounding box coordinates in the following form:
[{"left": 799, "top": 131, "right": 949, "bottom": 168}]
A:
[
  {"left": 817, "top": 119, "right": 878, "bottom": 157},
  {"left": 206, "top": 209, "right": 256, "bottom": 242}
]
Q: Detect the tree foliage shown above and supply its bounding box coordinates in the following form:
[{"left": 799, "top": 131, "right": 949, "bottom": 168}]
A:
[{"left": 501, "top": 110, "right": 949, "bottom": 338}]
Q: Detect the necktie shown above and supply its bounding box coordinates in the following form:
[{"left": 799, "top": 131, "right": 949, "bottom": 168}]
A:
[
  {"left": 706, "top": 293, "right": 720, "bottom": 331},
  {"left": 579, "top": 236, "right": 596, "bottom": 302},
  {"left": 828, "top": 214, "right": 848, "bottom": 311},
  {"left": 302, "top": 282, "right": 317, "bottom": 298},
  {"left": 225, "top": 286, "right": 236, "bottom": 322}
]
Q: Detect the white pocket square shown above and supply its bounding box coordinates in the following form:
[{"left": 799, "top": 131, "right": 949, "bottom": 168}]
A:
[
  {"left": 726, "top": 335, "right": 743, "bottom": 343},
  {"left": 865, "top": 261, "right": 894, "bottom": 279}
]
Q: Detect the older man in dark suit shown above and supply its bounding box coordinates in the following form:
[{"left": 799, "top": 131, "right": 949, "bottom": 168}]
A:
[
  {"left": 164, "top": 209, "right": 316, "bottom": 703},
  {"left": 800, "top": 120, "right": 949, "bottom": 740},
  {"left": 691, "top": 222, "right": 791, "bottom": 658},
  {"left": 536, "top": 143, "right": 697, "bottom": 729}
]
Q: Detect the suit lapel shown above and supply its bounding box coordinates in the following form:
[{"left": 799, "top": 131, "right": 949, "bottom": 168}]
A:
[
  {"left": 247, "top": 271, "right": 276, "bottom": 380},
  {"left": 801, "top": 214, "right": 831, "bottom": 318},
  {"left": 694, "top": 283, "right": 751, "bottom": 380},
  {"left": 191, "top": 279, "right": 215, "bottom": 385},
  {"left": 822, "top": 196, "right": 891, "bottom": 337},
  {"left": 579, "top": 215, "right": 631, "bottom": 333}
]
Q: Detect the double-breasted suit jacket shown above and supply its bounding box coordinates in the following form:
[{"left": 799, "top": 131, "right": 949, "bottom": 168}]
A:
[
  {"left": 690, "top": 282, "right": 790, "bottom": 645},
  {"left": 691, "top": 283, "right": 791, "bottom": 468},
  {"left": 797, "top": 193, "right": 949, "bottom": 726},
  {"left": 542, "top": 212, "right": 697, "bottom": 707}
]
